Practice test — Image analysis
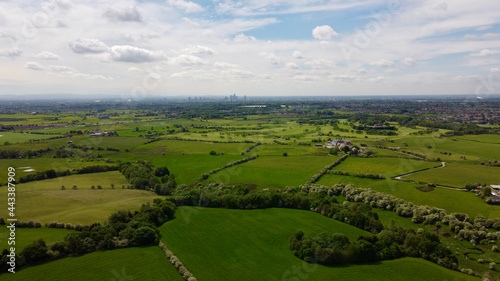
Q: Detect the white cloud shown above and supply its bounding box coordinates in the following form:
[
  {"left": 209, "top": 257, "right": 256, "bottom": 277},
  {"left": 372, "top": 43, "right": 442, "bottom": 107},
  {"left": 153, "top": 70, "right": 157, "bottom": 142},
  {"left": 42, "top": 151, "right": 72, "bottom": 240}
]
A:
[
  {"left": 293, "top": 51, "right": 304, "bottom": 59},
  {"left": 285, "top": 62, "right": 300, "bottom": 70},
  {"left": 370, "top": 59, "right": 396, "bottom": 68},
  {"left": 233, "top": 33, "right": 257, "bottom": 43},
  {"left": 69, "top": 38, "right": 109, "bottom": 54},
  {"left": 182, "top": 45, "right": 215, "bottom": 56},
  {"left": 170, "top": 54, "right": 208, "bottom": 66},
  {"left": 312, "top": 25, "right": 338, "bottom": 40},
  {"left": 470, "top": 49, "right": 499, "bottom": 57},
  {"left": 463, "top": 34, "right": 477, "bottom": 40},
  {"left": 214, "top": 62, "right": 240, "bottom": 69},
  {"left": 482, "top": 33, "right": 500, "bottom": 40},
  {"left": 49, "top": 65, "right": 76, "bottom": 72},
  {"left": 166, "top": 0, "right": 203, "bottom": 13},
  {"left": 358, "top": 68, "right": 367, "bottom": 74},
  {"left": 25, "top": 62, "right": 45, "bottom": 70},
  {"left": 402, "top": 58, "right": 416, "bottom": 67},
  {"left": 110, "top": 45, "right": 165, "bottom": 63},
  {"left": 260, "top": 52, "right": 280, "bottom": 65},
  {"left": 491, "top": 68, "right": 500, "bottom": 73},
  {"left": 0, "top": 49, "right": 21, "bottom": 58},
  {"left": 305, "top": 58, "right": 334, "bottom": 69},
  {"left": 368, "top": 76, "right": 384, "bottom": 83},
  {"left": 103, "top": 5, "right": 142, "bottom": 22},
  {"left": 34, "top": 51, "right": 60, "bottom": 60}
]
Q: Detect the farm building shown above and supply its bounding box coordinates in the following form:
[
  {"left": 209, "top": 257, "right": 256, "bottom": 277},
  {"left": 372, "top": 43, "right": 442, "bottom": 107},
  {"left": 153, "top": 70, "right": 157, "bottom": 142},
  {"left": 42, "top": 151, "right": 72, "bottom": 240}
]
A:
[{"left": 326, "top": 139, "right": 352, "bottom": 149}]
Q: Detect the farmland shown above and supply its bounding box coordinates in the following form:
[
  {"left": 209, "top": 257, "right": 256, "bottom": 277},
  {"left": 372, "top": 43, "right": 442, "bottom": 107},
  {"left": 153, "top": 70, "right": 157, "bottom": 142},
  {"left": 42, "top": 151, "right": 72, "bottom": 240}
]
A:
[
  {"left": 0, "top": 99, "right": 499, "bottom": 280},
  {"left": 160, "top": 207, "right": 477, "bottom": 281}
]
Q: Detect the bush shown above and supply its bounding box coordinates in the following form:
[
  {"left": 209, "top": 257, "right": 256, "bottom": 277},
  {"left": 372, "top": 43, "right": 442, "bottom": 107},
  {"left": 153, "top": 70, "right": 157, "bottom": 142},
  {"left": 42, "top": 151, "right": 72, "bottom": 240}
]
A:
[{"left": 133, "top": 226, "right": 158, "bottom": 245}]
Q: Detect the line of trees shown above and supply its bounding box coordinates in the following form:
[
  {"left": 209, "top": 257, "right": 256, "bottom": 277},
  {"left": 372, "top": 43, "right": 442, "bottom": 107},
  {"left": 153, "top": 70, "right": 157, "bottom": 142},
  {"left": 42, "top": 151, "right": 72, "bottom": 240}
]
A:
[
  {"left": 290, "top": 227, "right": 457, "bottom": 269},
  {"left": 0, "top": 147, "right": 53, "bottom": 159},
  {"left": 306, "top": 155, "right": 348, "bottom": 185},
  {"left": 326, "top": 170, "right": 385, "bottom": 179},
  {"left": 195, "top": 155, "right": 258, "bottom": 183},
  {"left": 159, "top": 241, "right": 197, "bottom": 281},
  {"left": 119, "top": 161, "right": 176, "bottom": 195}
]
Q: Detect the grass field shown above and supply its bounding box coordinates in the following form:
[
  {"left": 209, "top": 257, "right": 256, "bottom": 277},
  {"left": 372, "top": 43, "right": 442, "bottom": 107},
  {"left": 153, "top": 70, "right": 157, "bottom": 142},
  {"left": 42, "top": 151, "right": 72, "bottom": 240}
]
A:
[
  {"left": 317, "top": 175, "right": 500, "bottom": 219},
  {"left": 333, "top": 157, "right": 440, "bottom": 178},
  {"left": 0, "top": 227, "right": 75, "bottom": 252},
  {"left": 0, "top": 246, "right": 184, "bottom": 281},
  {"left": 405, "top": 163, "right": 500, "bottom": 187},
  {"left": 204, "top": 155, "right": 338, "bottom": 188},
  {"left": 159, "top": 207, "right": 477, "bottom": 281},
  {"left": 0, "top": 172, "right": 161, "bottom": 225}
]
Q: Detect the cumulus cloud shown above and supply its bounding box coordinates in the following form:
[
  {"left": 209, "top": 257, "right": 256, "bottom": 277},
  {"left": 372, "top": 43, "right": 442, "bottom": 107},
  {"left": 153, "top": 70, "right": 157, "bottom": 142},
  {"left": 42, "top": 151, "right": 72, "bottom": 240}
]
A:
[
  {"left": 214, "top": 62, "right": 240, "bottom": 69},
  {"left": 305, "top": 58, "right": 333, "bottom": 69},
  {"left": 358, "top": 68, "right": 367, "bottom": 74},
  {"left": 470, "top": 49, "right": 498, "bottom": 57},
  {"left": 103, "top": 5, "right": 142, "bottom": 22},
  {"left": 402, "top": 58, "right": 416, "bottom": 67},
  {"left": 285, "top": 62, "right": 300, "bottom": 70},
  {"left": 233, "top": 33, "right": 257, "bottom": 43},
  {"left": 293, "top": 51, "right": 304, "bottom": 59},
  {"left": 370, "top": 59, "right": 396, "bottom": 68},
  {"left": 491, "top": 68, "right": 500, "bottom": 73},
  {"left": 25, "top": 62, "right": 45, "bottom": 70},
  {"left": 170, "top": 54, "right": 208, "bottom": 66},
  {"left": 69, "top": 38, "right": 109, "bottom": 54},
  {"left": 368, "top": 76, "right": 384, "bottom": 83},
  {"left": 34, "top": 51, "right": 60, "bottom": 60},
  {"left": 166, "top": 0, "right": 203, "bottom": 13},
  {"left": 260, "top": 52, "right": 280, "bottom": 65},
  {"left": 312, "top": 25, "right": 338, "bottom": 40},
  {"left": 182, "top": 45, "right": 215, "bottom": 56},
  {"left": 49, "top": 65, "right": 76, "bottom": 72},
  {"left": 110, "top": 45, "right": 164, "bottom": 63},
  {"left": 0, "top": 48, "right": 22, "bottom": 58}
]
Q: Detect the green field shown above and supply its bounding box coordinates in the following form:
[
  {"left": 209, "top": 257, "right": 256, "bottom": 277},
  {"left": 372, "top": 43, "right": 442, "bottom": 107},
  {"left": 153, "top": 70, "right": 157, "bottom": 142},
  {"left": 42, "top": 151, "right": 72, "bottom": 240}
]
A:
[
  {"left": 317, "top": 175, "right": 500, "bottom": 219},
  {"left": 0, "top": 227, "right": 75, "bottom": 252},
  {"left": 160, "top": 207, "right": 476, "bottom": 281},
  {"left": 405, "top": 163, "right": 500, "bottom": 187},
  {"left": 205, "top": 155, "right": 338, "bottom": 188},
  {"left": 0, "top": 172, "right": 161, "bottom": 225},
  {"left": 333, "top": 156, "right": 440, "bottom": 177},
  {"left": 0, "top": 246, "right": 184, "bottom": 281}
]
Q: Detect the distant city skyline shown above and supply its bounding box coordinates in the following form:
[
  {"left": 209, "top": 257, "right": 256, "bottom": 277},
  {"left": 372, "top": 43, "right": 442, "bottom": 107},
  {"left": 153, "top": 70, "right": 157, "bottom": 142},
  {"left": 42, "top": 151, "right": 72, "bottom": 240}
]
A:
[{"left": 1, "top": 0, "right": 500, "bottom": 97}]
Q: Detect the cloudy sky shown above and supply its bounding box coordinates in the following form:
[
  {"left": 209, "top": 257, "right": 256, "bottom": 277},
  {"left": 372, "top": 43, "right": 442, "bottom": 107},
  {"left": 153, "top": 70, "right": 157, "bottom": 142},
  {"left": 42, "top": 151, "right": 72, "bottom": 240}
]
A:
[{"left": 1, "top": 0, "right": 500, "bottom": 98}]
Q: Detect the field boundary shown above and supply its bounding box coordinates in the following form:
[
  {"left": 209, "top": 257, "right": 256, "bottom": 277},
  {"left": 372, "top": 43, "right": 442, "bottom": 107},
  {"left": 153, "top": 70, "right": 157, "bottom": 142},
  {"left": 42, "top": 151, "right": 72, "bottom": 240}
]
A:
[
  {"left": 159, "top": 241, "right": 198, "bottom": 281},
  {"left": 306, "top": 155, "right": 348, "bottom": 185}
]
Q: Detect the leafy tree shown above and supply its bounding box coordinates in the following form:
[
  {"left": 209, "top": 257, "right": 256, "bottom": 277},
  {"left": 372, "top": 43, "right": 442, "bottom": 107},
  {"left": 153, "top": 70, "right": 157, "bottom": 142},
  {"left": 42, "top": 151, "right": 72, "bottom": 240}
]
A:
[
  {"left": 133, "top": 226, "right": 158, "bottom": 245},
  {"left": 21, "top": 239, "right": 47, "bottom": 265}
]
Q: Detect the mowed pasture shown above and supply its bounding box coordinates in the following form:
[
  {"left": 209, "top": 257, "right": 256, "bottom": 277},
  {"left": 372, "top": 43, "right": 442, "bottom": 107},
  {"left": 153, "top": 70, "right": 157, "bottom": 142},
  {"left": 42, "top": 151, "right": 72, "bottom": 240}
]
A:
[
  {"left": 0, "top": 227, "right": 75, "bottom": 252},
  {"left": 333, "top": 157, "right": 440, "bottom": 178},
  {"left": 204, "top": 155, "right": 338, "bottom": 188},
  {"left": 317, "top": 175, "right": 500, "bottom": 219},
  {"left": 0, "top": 132, "right": 54, "bottom": 144},
  {"left": 0, "top": 246, "right": 184, "bottom": 281},
  {"left": 0, "top": 172, "right": 161, "bottom": 225},
  {"left": 160, "top": 207, "right": 477, "bottom": 281},
  {"left": 405, "top": 163, "right": 500, "bottom": 187}
]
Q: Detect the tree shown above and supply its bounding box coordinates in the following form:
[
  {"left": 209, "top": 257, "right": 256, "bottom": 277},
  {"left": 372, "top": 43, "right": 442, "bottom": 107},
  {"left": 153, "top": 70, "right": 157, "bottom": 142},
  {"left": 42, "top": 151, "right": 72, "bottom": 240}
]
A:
[
  {"left": 209, "top": 150, "right": 217, "bottom": 156},
  {"left": 282, "top": 152, "right": 288, "bottom": 156},
  {"left": 111, "top": 183, "right": 115, "bottom": 189},
  {"left": 155, "top": 167, "right": 170, "bottom": 177},
  {"left": 61, "top": 185, "right": 65, "bottom": 190},
  {"left": 133, "top": 226, "right": 158, "bottom": 245},
  {"left": 97, "top": 185, "right": 102, "bottom": 189},
  {"left": 21, "top": 239, "right": 47, "bottom": 265},
  {"left": 72, "top": 185, "right": 78, "bottom": 190},
  {"left": 91, "top": 185, "right": 95, "bottom": 190}
]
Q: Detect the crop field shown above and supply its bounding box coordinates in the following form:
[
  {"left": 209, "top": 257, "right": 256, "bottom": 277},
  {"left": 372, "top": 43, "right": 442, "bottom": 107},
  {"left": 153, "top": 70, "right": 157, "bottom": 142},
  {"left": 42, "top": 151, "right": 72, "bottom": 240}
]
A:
[
  {"left": 205, "top": 155, "right": 338, "bottom": 188},
  {"left": 0, "top": 132, "right": 54, "bottom": 144},
  {"left": 160, "top": 207, "right": 476, "bottom": 281},
  {"left": 332, "top": 156, "right": 440, "bottom": 177},
  {"left": 0, "top": 227, "right": 75, "bottom": 251},
  {"left": 0, "top": 246, "right": 184, "bottom": 281},
  {"left": 0, "top": 172, "right": 161, "bottom": 225},
  {"left": 405, "top": 163, "right": 500, "bottom": 187}
]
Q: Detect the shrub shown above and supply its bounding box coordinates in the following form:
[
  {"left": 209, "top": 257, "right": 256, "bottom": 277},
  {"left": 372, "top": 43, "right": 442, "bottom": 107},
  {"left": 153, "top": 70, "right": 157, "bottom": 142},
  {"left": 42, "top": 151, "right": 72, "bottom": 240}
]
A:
[{"left": 133, "top": 226, "right": 158, "bottom": 245}]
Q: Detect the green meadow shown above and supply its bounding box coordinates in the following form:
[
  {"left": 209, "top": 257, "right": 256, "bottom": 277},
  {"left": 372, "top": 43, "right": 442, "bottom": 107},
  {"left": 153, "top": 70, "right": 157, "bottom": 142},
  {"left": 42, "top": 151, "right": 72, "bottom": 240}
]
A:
[
  {"left": 405, "top": 163, "right": 500, "bottom": 187},
  {"left": 0, "top": 227, "right": 75, "bottom": 252},
  {"left": 0, "top": 246, "right": 183, "bottom": 281},
  {"left": 0, "top": 172, "right": 161, "bottom": 225},
  {"left": 333, "top": 156, "right": 440, "bottom": 177},
  {"left": 205, "top": 155, "right": 338, "bottom": 188},
  {"left": 160, "top": 207, "right": 477, "bottom": 281}
]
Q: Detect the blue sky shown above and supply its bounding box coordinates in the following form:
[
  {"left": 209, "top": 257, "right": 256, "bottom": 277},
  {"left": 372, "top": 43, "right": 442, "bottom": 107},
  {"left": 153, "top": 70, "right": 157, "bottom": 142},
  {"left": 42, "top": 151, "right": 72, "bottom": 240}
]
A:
[{"left": 1, "top": 0, "right": 500, "bottom": 97}]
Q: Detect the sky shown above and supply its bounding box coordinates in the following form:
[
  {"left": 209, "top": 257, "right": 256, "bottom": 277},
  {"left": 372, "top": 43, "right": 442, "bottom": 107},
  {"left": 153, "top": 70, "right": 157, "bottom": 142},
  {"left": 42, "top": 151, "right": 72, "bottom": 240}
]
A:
[{"left": 1, "top": 0, "right": 500, "bottom": 98}]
